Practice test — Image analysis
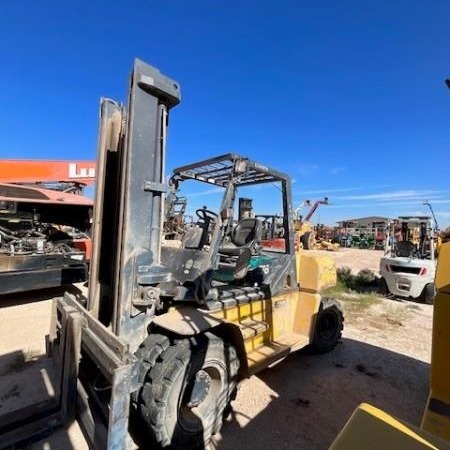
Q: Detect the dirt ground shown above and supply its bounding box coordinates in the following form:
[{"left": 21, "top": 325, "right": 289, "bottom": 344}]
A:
[
  {"left": 307, "top": 247, "right": 385, "bottom": 274},
  {"left": 0, "top": 249, "right": 433, "bottom": 450}
]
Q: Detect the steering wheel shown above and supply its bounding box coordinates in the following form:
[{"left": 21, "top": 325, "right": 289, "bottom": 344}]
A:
[{"left": 195, "top": 208, "right": 218, "bottom": 222}]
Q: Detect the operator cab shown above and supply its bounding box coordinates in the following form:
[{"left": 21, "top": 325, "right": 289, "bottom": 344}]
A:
[
  {"left": 379, "top": 216, "right": 437, "bottom": 303},
  {"left": 161, "top": 153, "right": 297, "bottom": 310},
  {"left": 389, "top": 216, "right": 435, "bottom": 260}
]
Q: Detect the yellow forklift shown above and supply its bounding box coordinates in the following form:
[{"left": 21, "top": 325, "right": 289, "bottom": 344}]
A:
[{"left": 0, "top": 60, "right": 342, "bottom": 449}]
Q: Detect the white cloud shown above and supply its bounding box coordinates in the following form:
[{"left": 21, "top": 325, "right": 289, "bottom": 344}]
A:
[
  {"left": 298, "top": 164, "right": 319, "bottom": 176},
  {"left": 300, "top": 186, "right": 362, "bottom": 196},
  {"left": 340, "top": 190, "right": 443, "bottom": 201},
  {"left": 297, "top": 183, "right": 396, "bottom": 197},
  {"left": 436, "top": 211, "right": 450, "bottom": 218},
  {"left": 184, "top": 187, "right": 223, "bottom": 197},
  {"left": 328, "top": 166, "right": 346, "bottom": 175},
  {"left": 328, "top": 199, "right": 447, "bottom": 209}
]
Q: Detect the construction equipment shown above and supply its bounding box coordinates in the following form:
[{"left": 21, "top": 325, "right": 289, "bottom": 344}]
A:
[
  {"left": 0, "top": 159, "right": 96, "bottom": 294},
  {"left": 337, "top": 220, "right": 387, "bottom": 250},
  {"left": 314, "top": 224, "right": 340, "bottom": 251},
  {"left": 379, "top": 216, "right": 437, "bottom": 304},
  {"left": 163, "top": 191, "right": 187, "bottom": 240},
  {"left": 0, "top": 182, "right": 92, "bottom": 295},
  {"left": 330, "top": 74, "right": 450, "bottom": 450},
  {"left": 423, "top": 200, "right": 444, "bottom": 254},
  {"left": 294, "top": 197, "right": 329, "bottom": 249},
  {"left": 0, "top": 159, "right": 96, "bottom": 190},
  {"left": 329, "top": 242, "right": 450, "bottom": 449},
  {"left": 0, "top": 60, "right": 344, "bottom": 450}
]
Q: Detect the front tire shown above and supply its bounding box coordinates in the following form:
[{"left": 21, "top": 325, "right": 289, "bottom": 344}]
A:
[
  {"left": 378, "top": 277, "right": 389, "bottom": 296},
  {"left": 310, "top": 298, "right": 344, "bottom": 353},
  {"left": 137, "top": 333, "right": 240, "bottom": 449},
  {"left": 301, "top": 231, "right": 314, "bottom": 250}
]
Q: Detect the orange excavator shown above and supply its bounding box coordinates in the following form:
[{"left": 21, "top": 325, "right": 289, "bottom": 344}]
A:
[{"left": 0, "top": 159, "right": 95, "bottom": 294}]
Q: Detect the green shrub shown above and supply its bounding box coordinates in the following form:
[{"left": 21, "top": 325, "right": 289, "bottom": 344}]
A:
[
  {"left": 336, "top": 266, "right": 377, "bottom": 290},
  {"left": 356, "top": 268, "right": 377, "bottom": 285},
  {"left": 337, "top": 266, "right": 354, "bottom": 288}
]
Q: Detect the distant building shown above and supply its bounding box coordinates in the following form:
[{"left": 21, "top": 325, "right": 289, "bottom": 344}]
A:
[{"left": 337, "top": 216, "right": 391, "bottom": 228}]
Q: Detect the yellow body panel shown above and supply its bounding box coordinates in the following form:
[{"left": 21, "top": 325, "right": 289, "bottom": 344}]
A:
[
  {"left": 330, "top": 403, "right": 450, "bottom": 450},
  {"left": 153, "top": 291, "right": 320, "bottom": 374},
  {"left": 153, "top": 252, "right": 335, "bottom": 375},
  {"left": 211, "top": 290, "right": 321, "bottom": 372},
  {"left": 217, "top": 299, "right": 266, "bottom": 323},
  {"left": 422, "top": 242, "right": 450, "bottom": 441},
  {"left": 434, "top": 241, "right": 450, "bottom": 294},
  {"left": 269, "top": 290, "right": 321, "bottom": 341},
  {"left": 296, "top": 251, "right": 337, "bottom": 292}
]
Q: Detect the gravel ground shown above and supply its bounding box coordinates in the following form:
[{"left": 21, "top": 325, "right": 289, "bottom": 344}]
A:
[
  {"left": 307, "top": 247, "right": 385, "bottom": 274},
  {"left": 0, "top": 249, "right": 432, "bottom": 450}
]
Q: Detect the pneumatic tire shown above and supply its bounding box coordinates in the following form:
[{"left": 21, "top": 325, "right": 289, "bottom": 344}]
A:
[
  {"left": 137, "top": 332, "right": 240, "bottom": 449},
  {"left": 419, "top": 283, "right": 435, "bottom": 305},
  {"left": 301, "top": 231, "right": 314, "bottom": 250},
  {"left": 378, "top": 277, "right": 389, "bottom": 296},
  {"left": 310, "top": 298, "right": 344, "bottom": 353}
]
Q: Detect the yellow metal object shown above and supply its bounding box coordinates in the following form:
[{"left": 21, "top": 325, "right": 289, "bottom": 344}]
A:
[
  {"left": 152, "top": 250, "right": 335, "bottom": 377},
  {"left": 422, "top": 242, "right": 450, "bottom": 441},
  {"left": 239, "top": 290, "right": 319, "bottom": 374},
  {"left": 433, "top": 241, "right": 450, "bottom": 294},
  {"left": 295, "top": 221, "right": 315, "bottom": 249},
  {"left": 296, "top": 251, "right": 337, "bottom": 292},
  {"left": 152, "top": 288, "right": 321, "bottom": 376},
  {"left": 330, "top": 403, "right": 450, "bottom": 450},
  {"left": 316, "top": 240, "right": 340, "bottom": 251}
]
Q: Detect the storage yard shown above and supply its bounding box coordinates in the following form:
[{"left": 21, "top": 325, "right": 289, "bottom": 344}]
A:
[{"left": 1, "top": 3, "right": 450, "bottom": 450}]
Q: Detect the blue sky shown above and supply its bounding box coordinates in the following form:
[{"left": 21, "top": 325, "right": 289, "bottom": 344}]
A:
[{"left": 1, "top": 1, "right": 449, "bottom": 227}]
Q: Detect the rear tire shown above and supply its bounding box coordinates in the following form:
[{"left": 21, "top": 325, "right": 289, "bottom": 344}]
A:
[
  {"left": 419, "top": 283, "right": 435, "bottom": 305},
  {"left": 310, "top": 298, "right": 344, "bottom": 353},
  {"left": 301, "top": 231, "right": 314, "bottom": 250},
  {"left": 137, "top": 333, "right": 240, "bottom": 449}
]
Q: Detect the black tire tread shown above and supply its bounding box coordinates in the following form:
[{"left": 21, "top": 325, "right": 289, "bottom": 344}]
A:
[
  {"left": 301, "top": 231, "right": 313, "bottom": 250},
  {"left": 310, "top": 297, "right": 344, "bottom": 353},
  {"left": 420, "top": 283, "right": 435, "bottom": 305},
  {"left": 131, "top": 332, "right": 172, "bottom": 404},
  {"left": 138, "top": 332, "right": 239, "bottom": 449},
  {"left": 378, "top": 277, "right": 389, "bottom": 296}
]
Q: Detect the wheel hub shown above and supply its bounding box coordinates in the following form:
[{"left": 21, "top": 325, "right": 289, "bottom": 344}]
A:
[{"left": 187, "top": 370, "right": 212, "bottom": 408}]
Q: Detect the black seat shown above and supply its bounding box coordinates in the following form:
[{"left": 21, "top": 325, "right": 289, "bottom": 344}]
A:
[
  {"left": 395, "top": 241, "right": 417, "bottom": 258},
  {"left": 219, "top": 218, "right": 262, "bottom": 256}
]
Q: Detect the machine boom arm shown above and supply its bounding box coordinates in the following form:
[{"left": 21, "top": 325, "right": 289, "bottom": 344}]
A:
[{"left": 0, "top": 160, "right": 96, "bottom": 185}]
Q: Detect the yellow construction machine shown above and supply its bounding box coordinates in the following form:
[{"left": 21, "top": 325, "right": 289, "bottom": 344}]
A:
[
  {"left": 0, "top": 60, "right": 343, "bottom": 450},
  {"left": 294, "top": 198, "right": 329, "bottom": 249},
  {"left": 329, "top": 241, "right": 450, "bottom": 449}
]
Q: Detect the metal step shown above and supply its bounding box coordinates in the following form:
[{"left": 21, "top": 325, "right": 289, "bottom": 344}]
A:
[
  {"left": 238, "top": 319, "right": 269, "bottom": 340},
  {"left": 246, "top": 333, "right": 310, "bottom": 375}
]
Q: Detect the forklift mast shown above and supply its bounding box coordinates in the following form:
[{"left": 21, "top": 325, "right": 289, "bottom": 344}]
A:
[{"left": 88, "top": 59, "right": 180, "bottom": 350}]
